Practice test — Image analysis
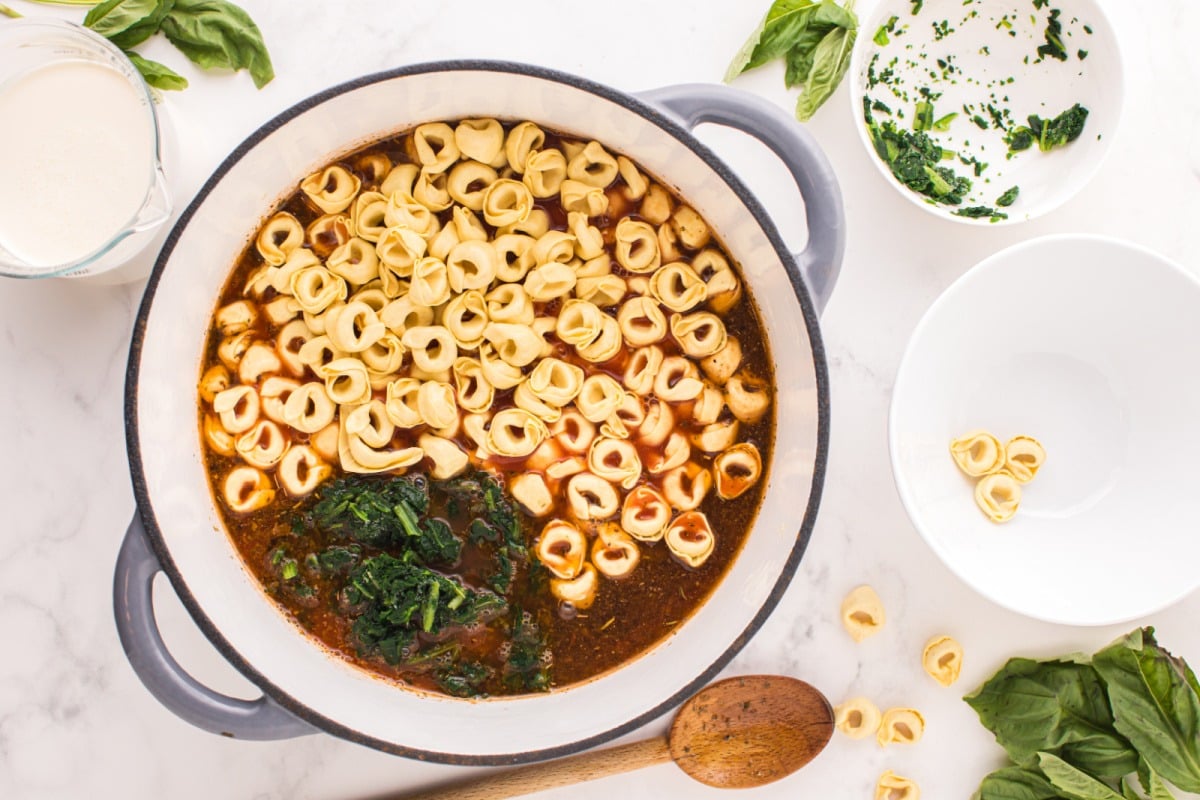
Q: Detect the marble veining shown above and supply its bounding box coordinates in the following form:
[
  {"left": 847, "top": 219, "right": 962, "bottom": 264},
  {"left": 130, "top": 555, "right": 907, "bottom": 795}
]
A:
[{"left": 0, "top": 0, "right": 1198, "bottom": 797}]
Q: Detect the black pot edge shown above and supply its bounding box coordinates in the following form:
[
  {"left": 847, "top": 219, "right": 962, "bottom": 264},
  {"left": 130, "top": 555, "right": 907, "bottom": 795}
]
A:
[{"left": 123, "top": 58, "right": 832, "bottom": 766}]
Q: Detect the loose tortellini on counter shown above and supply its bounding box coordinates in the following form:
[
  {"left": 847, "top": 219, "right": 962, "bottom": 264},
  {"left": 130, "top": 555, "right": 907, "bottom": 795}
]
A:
[
  {"left": 950, "top": 429, "right": 1046, "bottom": 523},
  {"left": 841, "top": 585, "right": 886, "bottom": 642},
  {"left": 834, "top": 696, "right": 882, "bottom": 740},
  {"left": 202, "top": 118, "right": 774, "bottom": 612},
  {"left": 877, "top": 707, "right": 925, "bottom": 747},
  {"left": 921, "top": 635, "right": 963, "bottom": 687},
  {"left": 875, "top": 771, "right": 920, "bottom": 800}
]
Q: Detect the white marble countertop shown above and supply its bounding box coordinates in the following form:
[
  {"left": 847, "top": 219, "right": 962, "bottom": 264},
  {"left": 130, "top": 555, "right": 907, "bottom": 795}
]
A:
[{"left": 2, "top": 0, "right": 1199, "bottom": 797}]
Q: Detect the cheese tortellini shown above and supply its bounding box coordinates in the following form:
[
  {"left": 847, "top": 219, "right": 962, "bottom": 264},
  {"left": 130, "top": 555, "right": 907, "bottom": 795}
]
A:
[
  {"left": 841, "top": 585, "right": 886, "bottom": 642},
  {"left": 834, "top": 696, "right": 882, "bottom": 740},
  {"left": 877, "top": 708, "right": 925, "bottom": 747},
  {"left": 922, "top": 635, "right": 964, "bottom": 687},
  {"left": 204, "top": 119, "right": 774, "bottom": 613},
  {"left": 950, "top": 429, "right": 1046, "bottom": 523}
]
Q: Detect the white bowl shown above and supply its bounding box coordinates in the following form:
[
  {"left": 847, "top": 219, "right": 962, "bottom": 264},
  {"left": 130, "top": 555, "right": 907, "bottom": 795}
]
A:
[
  {"left": 890, "top": 235, "right": 1200, "bottom": 625},
  {"left": 849, "top": 0, "right": 1124, "bottom": 225}
]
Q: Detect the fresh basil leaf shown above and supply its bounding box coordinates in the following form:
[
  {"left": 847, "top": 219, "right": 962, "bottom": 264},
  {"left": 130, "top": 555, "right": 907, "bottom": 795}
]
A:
[
  {"left": 782, "top": 0, "right": 858, "bottom": 85},
  {"left": 1038, "top": 753, "right": 1125, "bottom": 800},
  {"left": 160, "top": 0, "right": 273, "bottom": 88},
  {"left": 125, "top": 51, "right": 188, "bottom": 90},
  {"left": 965, "top": 657, "right": 1138, "bottom": 779},
  {"left": 1093, "top": 628, "right": 1200, "bottom": 793},
  {"left": 1137, "top": 760, "right": 1176, "bottom": 800},
  {"left": 84, "top": 0, "right": 161, "bottom": 40},
  {"left": 782, "top": 24, "right": 827, "bottom": 85},
  {"left": 975, "top": 766, "right": 1064, "bottom": 800},
  {"left": 795, "top": 23, "right": 855, "bottom": 120},
  {"left": 1118, "top": 779, "right": 1140, "bottom": 800},
  {"left": 725, "top": 0, "right": 820, "bottom": 80},
  {"left": 108, "top": 0, "right": 175, "bottom": 49}
]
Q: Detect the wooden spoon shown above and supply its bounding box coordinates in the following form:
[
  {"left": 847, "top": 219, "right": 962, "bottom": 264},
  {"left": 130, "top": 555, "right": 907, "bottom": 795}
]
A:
[{"left": 393, "top": 675, "right": 834, "bottom": 799}]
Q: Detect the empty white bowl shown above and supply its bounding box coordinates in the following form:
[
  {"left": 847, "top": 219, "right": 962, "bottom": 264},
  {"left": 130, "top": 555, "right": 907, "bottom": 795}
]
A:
[
  {"left": 890, "top": 235, "right": 1200, "bottom": 625},
  {"left": 850, "top": 0, "right": 1124, "bottom": 224}
]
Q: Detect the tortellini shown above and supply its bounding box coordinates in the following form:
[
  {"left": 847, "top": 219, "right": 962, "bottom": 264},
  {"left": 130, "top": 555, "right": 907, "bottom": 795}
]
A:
[
  {"left": 877, "top": 708, "right": 925, "bottom": 746},
  {"left": 1004, "top": 435, "right": 1045, "bottom": 483},
  {"left": 300, "top": 166, "right": 361, "bottom": 214},
  {"left": 203, "top": 119, "right": 776, "bottom": 616},
  {"left": 277, "top": 445, "right": 331, "bottom": 497},
  {"left": 613, "top": 219, "right": 660, "bottom": 273},
  {"left": 834, "top": 697, "right": 882, "bottom": 740},
  {"left": 952, "top": 427, "right": 1044, "bottom": 522},
  {"left": 876, "top": 771, "right": 920, "bottom": 800},
  {"left": 536, "top": 519, "right": 587, "bottom": 579},
  {"left": 591, "top": 524, "right": 640, "bottom": 579},
  {"left": 714, "top": 443, "right": 763, "bottom": 500},
  {"left": 255, "top": 212, "right": 303, "bottom": 266},
  {"left": 949, "top": 430, "right": 1005, "bottom": 476},
  {"left": 418, "top": 433, "right": 469, "bottom": 480},
  {"left": 621, "top": 486, "right": 671, "bottom": 542},
  {"left": 511, "top": 473, "right": 554, "bottom": 517},
  {"left": 223, "top": 465, "right": 275, "bottom": 513},
  {"left": 664, "top": 511, "right": 715, "bottom": 568},
  {"left": 841, "top": 585, "right": 886, "bottom": 642},
  {"left": 487, "top": 408, "right": 548, "bottom": 458},
  {"left": 975, "top": 471, "right": 1022, "bottom": 523},
  {"left": 922, "top": 635, "right": 964, "bottom": 687}
]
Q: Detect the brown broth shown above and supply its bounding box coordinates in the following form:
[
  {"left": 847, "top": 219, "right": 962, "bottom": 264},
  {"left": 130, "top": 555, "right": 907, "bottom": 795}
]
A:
[{"left": 199, "top": 123, "right": 776, "bottom": 696}]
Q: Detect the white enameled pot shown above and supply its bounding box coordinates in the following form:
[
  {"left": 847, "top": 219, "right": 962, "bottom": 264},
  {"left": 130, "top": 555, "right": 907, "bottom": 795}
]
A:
[{"left": 116, "top": 61, "right": 844, "bottom": 764}]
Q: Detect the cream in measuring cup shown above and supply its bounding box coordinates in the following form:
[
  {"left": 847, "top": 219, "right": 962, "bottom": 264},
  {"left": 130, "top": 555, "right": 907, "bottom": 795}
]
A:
[{"left": 0, "top": 19, "right": 170, "bottom": 281}]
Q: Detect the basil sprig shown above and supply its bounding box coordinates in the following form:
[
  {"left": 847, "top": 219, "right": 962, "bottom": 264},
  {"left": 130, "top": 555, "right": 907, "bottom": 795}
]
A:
[
  {"left": 725, "top": 0, "right": 858, "bottom": 121},
  {"left": 8, "top": 0, "right": 274, "bottom": 91},
  {"left": 968, "top": 627, "right": 1199, "bottom": 799}
]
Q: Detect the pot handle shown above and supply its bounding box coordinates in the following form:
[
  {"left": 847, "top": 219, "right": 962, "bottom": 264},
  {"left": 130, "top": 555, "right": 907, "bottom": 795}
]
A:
[
  {"left": 636, "top": 83, "right": 845, "bottom": 314},
  {"left": 113, "top": 512, "right": 316, "bottom": 739}
]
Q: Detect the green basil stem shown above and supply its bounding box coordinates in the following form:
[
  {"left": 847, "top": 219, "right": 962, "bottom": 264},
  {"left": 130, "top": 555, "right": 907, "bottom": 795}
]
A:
[
  {"left": 0, "top": 4, "right": 22, "bottom": 17},
  {"left": 22, "top": 0, "right": 99, "bottom": 5}
]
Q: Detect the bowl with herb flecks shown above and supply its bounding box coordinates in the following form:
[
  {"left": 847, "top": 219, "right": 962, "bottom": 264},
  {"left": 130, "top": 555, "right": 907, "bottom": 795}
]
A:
[{"left": 849, "top": 0, "right": 1123, "bottom": 225}]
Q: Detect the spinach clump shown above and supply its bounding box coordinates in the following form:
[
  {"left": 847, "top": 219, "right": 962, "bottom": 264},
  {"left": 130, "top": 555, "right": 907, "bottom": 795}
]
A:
[
  {"left": 345, "top": 553, "right": 507, "bottom": 665},
  {"left": 967, "top": 627, "right": 1200, "bottom": 799},
  {"left": 1007, "top": 103, "right": 1090, "bottom": 154},
  {"left": 443, "top": 471, "right": 529, "bottom": 594},
  {"left": 864, "top": 99, "right": 972, "bottom": 206},
  {"left": 299, "top": 474, "right": 462, "bottom": 567}
]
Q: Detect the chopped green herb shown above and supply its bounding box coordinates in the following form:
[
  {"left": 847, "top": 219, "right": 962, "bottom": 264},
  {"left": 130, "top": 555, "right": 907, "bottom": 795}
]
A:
[
  {"left": 933, "top": 19, "right": 953, "bottom": 40},
  {"left": 1036, "top": 7, "right": 1068, "bottom": 61},
  {"left": 1083, "top": 23, "right": 1093, "bottom": 34},
  {"left": 1007, "top": 102, "right": 1089, "bottom": 153},
  {"left": 281, "top": 559, "right": 299, "bottom": 581},
  {"left": 910, "top": 0, "right": 923, "bottom": 14},
  {"left": 1078, "top": 49, "right": 1088, "bottom": 60},
  {"left": 953, "top": 206, "right": 1008, "bottom": 222},
  {"left": 932, "top": 112, "right": 958, "bottom": 131},
  {"left": 874, "top": 15, "right": 899, "bottom": 46},
  {"left": 865, "top": 104, "right": 972, "bottom": 205},
  {"left": 995, "top": 186, "right": 1019, "bottom": 206},
  {"left": 972, "top": 114, "right": 989, "bottom": 130},
  {"left": 913, "top": 100, "right": 934, "bottom": 131},
  {"left": 503, "top": 613, "right": 552, "bottom": 693},
  {"left": 346, "top": 553, "right": 506, "bottom": 664}
]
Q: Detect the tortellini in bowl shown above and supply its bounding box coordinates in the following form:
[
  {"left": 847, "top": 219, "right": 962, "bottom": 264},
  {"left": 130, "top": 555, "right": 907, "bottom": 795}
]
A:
[{"left": 200, "top": 116, "right": 776, "bottom": 622}]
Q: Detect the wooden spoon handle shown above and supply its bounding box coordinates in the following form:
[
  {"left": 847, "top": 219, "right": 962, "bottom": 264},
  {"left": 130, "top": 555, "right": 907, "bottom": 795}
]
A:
[{"left": 395, "top": 736, "right": 672, "bottom": 800}]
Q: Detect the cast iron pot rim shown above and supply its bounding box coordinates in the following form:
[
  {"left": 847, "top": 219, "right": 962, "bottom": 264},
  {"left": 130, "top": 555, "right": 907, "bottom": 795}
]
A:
[{"left": 123, "top": 58, "right": 831, "bottom": 766}]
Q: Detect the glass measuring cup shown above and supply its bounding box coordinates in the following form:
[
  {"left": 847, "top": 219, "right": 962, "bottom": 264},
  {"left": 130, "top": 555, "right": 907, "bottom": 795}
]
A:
[{"left": 0, "top": 18, "right": 170, "bottom": 280}]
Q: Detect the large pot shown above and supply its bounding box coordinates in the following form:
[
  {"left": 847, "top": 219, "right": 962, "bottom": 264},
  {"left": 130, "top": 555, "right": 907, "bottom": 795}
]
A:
[{"left": 116, "top": 61, "right": 842, "bottom": 764}]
